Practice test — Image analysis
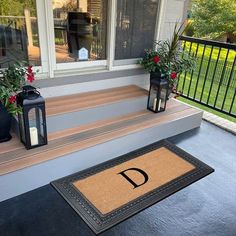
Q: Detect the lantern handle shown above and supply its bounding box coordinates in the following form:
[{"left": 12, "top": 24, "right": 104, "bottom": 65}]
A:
[
  {"left": 22, "top": 85, "right": 37, "bottom": 92},
  {"left": 22, "top": 85, "right": 40, "bottom": 99}
]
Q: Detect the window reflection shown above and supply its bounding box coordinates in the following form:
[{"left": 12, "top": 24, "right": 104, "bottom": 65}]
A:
[
  {"left": 53, "top": 0, "right": 107, "bottom": 63},
  {"left": 0, "top": 0, "right": 41, "bottom": 68}
]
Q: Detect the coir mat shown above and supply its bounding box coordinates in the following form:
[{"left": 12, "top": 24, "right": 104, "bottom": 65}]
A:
[{"left": 51, "top": 140, "right": 214, "bottom": 234}]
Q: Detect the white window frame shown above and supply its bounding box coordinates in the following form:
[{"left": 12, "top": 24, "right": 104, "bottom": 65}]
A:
[
  {"left": 46, "top": 0, "right": 110, "bottom": 77},
  {"left": 34, "top": 0, "right": 164, "bottom": 78}
]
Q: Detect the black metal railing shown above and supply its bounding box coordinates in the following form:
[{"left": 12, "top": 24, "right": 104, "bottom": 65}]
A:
[{"left": 177, "top": 36, "right": 236, "bottom": 118}]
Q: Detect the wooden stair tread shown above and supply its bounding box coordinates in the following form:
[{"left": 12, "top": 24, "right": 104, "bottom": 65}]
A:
[
  {"left": 0, "top": 100, "right": 180, "bottom": 155},
  {"left": 0, "top": 134, "right": 23, "bottom": 155},
  {"left": 46, "top": 85, "right": 142, "bottom": 104},
  {"left": 0, "top": 99, "right": 199, "bottom": 175},
  {"left": 45, "top": 85, "right": 147, "bottom": 116}
]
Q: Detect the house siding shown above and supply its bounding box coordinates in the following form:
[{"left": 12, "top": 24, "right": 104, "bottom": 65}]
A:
[{"left": 159, "top": 0, "right": 189, "bottom": 41}]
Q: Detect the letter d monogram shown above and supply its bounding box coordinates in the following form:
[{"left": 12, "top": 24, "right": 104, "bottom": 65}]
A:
[{"left": 118, "top": 168, "right": 149, "bottom": 189}]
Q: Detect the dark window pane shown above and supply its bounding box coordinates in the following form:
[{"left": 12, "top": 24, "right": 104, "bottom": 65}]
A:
[{"left": 115, "top": 0, "right": 159, "bottom": 60}]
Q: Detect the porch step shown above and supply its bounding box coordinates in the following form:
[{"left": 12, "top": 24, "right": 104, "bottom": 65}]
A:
[
  {"left": 0, "top": 80, "right": 204, "bottom": 202},
  {"left": 45, "top": 85, "right": 147, "bottom": 116},
  {"left": 12, "top": 85, "right": 147, "bottom": 135},
  {"left": 0, "top": 99, "right": 201, "bottom": 177},
  {"left": 44, "top": 85, "right": 148, "bottom": 133}
]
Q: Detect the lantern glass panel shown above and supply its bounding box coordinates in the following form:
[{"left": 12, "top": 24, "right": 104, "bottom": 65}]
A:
[
  {"left": 18, "top": 113, "right": 26, "bottom": 144},
  {"left": 148, "top": 85, "right": 158, "bottom": 111},
  {"left": 27, "top": 107, "right": 45, "bottom": 146},
  {"left": 38, "top": 108, "right": 45, "bottom": 139},
  {"left": 160, "top": 87, "right": 167, "bottom": 111},
  {"left": 28, "top": 108, "right": 38, "bottom": 146}
]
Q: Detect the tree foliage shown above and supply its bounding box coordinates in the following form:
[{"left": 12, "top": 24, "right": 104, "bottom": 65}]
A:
[
  {"left": 0, "top": 0, "right": 36, "bottom": 16},
  {"left": 191, "top": 0, "right": 236, "bottom": 42}
]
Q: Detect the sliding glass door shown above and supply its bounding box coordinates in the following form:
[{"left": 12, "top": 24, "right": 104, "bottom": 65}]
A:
[{"left": 0, "top": 0, "right": 161, "bottom": 76}]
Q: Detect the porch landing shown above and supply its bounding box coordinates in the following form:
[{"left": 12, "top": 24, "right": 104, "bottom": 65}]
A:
[
  {"left": 1, "top": 121, "right": 235, "bottom": 236},
  {"left": 0, "top": 85, "right": 202, "bottom": 201}
]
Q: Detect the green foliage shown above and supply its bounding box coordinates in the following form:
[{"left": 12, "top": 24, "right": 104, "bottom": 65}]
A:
[
  {"left": 183, "top": 20, "right": 195, "bottom": 37},
  {"left": 0, "top": 63, "right": 26, "bottom": 91},
  {"left": 191, "top": 0, "right": 236, "bottom": 41},
  {"left": 0, "top": 86, "right": 21, "bottom": 115},
  {"left": 139, "top": 24, "right": 196, "bottom": 86},
  {"left": 0, "top": 0, "right": 36, "bottom": 16},
  {"left": 0, "top": 61, "right": 36, "bottom": 116}
]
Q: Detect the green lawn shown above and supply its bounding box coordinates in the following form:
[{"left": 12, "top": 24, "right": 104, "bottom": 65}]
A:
[
  {"left": 177, "top": 42, "right": 236, "bottom": 122},
  {"left": 177, "top": 97, "right": 236, "bottom": 123},
  {"left": 185, "top": 42, "right": 236, "bottom": 62}
]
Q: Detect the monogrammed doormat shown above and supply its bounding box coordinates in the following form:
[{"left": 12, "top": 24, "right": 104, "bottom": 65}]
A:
[{"left": 51, "top": 140, "right": 214, "bottom": 234}]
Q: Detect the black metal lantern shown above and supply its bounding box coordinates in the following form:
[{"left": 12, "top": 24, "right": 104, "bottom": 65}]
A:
[
  {"left": 147, "top": 76, "right": 168, "bottom": 113},
  {"left": 17, "top": 85, "right": 47, "bottom": 149}
]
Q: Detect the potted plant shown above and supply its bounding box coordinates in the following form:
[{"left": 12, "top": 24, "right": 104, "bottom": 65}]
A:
[
  {"left": 139, "top": 23, "right": 196, "bottom": 97},
  {"left": 0, "top": 61, "right": 36, "bottom": 142}
]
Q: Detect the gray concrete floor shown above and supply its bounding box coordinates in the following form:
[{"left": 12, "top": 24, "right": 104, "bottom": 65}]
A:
[{"left": 0, "top": 121, "right": 236, "bottom": 236}]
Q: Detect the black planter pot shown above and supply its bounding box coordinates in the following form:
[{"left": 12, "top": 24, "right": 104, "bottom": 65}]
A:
[{"left": 0, "top": 102, "right": 12, "bottom": 142}]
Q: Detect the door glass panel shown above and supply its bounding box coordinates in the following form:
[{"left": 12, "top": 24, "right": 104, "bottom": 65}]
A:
[
  {"left": 0, "top": 0, "right": 41, "bottom": 68},
  {"left": 52, "top": 0, "right": 107, "bottom": 63},
  {"left": 115, "top": 0, "right": 159, "bottom": 60}
]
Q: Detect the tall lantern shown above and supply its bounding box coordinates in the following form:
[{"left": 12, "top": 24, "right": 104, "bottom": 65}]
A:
[
  {"left": 147, "top": 76, "right": 168, "bottom": 113},
  {"left": 17, "top": 85, "right": 48, "bottom": 149}
]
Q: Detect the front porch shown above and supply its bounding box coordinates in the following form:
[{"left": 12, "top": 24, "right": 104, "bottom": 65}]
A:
[
  {"left": 1, "top": 0, "right": 236, "bottom": 234},
  {"left": 0, "top": 120, "right": 235, "bottom": 236}
]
